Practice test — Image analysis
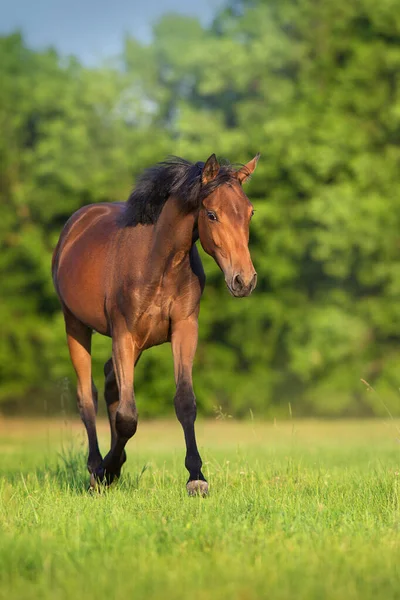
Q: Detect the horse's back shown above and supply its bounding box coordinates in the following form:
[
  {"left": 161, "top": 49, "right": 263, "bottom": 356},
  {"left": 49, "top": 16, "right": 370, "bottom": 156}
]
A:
[{"left": 53, "top": 202, "right": 124, "bottom": 334}]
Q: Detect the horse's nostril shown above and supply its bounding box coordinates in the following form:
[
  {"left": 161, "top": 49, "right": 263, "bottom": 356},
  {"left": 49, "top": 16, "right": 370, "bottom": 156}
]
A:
[
  {"left": 233, "top": 274, "right": 244, "bottom": 290},
  {"left": 251, "top": 273, "right": 257, "bottom": 290}
]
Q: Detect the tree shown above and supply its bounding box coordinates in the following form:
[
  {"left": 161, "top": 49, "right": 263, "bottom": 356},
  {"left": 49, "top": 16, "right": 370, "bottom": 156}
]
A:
[{"left": 2, "top": 0, "right": 400, "bottom": 417}]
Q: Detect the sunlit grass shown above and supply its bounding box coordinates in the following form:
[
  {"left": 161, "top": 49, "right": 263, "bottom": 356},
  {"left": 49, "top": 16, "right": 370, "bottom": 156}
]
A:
[{"left": 0, "top": 418, "right": 399, "bottom": 599}]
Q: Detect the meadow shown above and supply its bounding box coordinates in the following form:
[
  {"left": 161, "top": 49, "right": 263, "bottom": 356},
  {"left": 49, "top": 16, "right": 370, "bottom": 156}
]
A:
[{"left": 0, "top": 417, "right": 399, "bottom": 600}]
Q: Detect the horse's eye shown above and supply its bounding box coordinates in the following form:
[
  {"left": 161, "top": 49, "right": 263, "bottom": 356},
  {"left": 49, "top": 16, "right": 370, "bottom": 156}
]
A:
[
  {"left": 207, "top": 211, "right": 217, "bottom": 222},
  {"left": 250, "top": 209, "right": 255, "bottom": 218}
]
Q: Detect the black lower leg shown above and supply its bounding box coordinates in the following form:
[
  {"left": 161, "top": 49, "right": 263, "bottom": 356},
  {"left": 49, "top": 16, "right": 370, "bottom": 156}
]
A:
[
  {"left": 99, "top": 400, "right": 137, "bottom": 483},
  {"left": 174, "top": 381, "right": 206, "bottom": 482},
  {"left": 104, "top": 359, "right": 127, "bottom": 471}
]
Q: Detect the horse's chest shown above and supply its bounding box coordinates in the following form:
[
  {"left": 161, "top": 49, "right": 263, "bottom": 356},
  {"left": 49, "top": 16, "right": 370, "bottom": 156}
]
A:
[
  {"left": 128, "top": 278, "right": 198, "bottom": 349},
  {"left": 130, "top": 291, "right": 169, "bottom": 348}
]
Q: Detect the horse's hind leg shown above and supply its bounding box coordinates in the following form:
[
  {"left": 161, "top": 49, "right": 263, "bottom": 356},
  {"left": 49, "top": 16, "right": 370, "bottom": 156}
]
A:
[{"left": 64, "top": 311, "right": 103, "bottom": 475}]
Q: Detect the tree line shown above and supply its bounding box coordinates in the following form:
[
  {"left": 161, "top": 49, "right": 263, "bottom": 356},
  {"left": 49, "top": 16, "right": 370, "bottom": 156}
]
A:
[{"left": 1, "top": 0, "right": 400, "bottom": 417}]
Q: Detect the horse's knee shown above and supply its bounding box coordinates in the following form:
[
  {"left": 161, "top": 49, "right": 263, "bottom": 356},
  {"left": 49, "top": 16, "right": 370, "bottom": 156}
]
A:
[
  {"left": 174, "top": 381, "right": 196, "bottom": 424},
  {"left": 115, "top": 405, "right": 138, "bottom": 439}
]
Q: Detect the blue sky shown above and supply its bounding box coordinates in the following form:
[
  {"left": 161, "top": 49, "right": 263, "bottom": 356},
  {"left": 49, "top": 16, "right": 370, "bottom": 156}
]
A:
[{"left": 1, "top": 0, "right": 223, "bottom": 64}]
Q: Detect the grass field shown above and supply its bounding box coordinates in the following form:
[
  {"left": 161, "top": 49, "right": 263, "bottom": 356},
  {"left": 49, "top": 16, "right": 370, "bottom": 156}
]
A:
[{"left": 0, "top": 417, "right": 399, "bottom": 600}]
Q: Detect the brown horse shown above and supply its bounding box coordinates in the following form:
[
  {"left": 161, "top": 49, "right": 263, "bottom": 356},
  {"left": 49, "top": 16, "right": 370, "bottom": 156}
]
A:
[{"left": 52, "top": 153, "right": 259, "bottom": 495}]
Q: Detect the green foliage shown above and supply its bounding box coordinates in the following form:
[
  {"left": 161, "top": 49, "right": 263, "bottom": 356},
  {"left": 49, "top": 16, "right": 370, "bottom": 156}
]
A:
[{"left": 1, "top": 0, "right": 400, "bottom": 416}]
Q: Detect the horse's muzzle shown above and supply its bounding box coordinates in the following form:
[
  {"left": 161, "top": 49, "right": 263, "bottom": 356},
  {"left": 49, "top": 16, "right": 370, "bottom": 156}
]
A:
[{"left": 227, "top": 272, "right": 257, "bottom": 297}]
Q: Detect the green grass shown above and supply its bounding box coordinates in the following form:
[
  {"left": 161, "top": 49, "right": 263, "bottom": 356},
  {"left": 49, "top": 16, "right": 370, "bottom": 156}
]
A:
[{"left": 0, "top": 417, "right": 399, "bottom": 599}]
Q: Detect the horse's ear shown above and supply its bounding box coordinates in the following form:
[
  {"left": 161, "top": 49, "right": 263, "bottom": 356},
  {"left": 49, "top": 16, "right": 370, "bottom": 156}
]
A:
[
  {"left": 236, "top": 153, "right": 261, "bottom": 184},
  {"left": 202, "top": 154, "right": 220, "bottom": 184}
]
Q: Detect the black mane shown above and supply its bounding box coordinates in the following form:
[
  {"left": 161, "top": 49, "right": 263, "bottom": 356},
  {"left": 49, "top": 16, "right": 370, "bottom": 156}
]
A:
[{"left": 120, "top": 156, "right": 237, "bottom": 226}]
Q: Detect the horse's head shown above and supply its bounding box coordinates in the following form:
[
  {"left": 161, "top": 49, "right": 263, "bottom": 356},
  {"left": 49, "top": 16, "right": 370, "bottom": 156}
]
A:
[{"left": 198, "top": 153, "right": 259, "bottom": 298}]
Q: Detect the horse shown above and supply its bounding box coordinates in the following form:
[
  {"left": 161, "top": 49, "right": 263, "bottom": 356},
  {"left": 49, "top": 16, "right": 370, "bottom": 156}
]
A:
[{"left": 52, "top": 153, "right": 260, "bottom": 495}]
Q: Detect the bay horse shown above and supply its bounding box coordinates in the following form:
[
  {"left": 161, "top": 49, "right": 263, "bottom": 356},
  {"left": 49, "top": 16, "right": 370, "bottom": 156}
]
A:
[{"left": 52, "top": 153, "right": 259, "bottom": 495}]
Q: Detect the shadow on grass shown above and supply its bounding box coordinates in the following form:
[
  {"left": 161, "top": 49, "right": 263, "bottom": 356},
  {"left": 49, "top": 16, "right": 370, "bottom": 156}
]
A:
[{"left": 30, "top": 443, "right": 151, "bottom": 495}]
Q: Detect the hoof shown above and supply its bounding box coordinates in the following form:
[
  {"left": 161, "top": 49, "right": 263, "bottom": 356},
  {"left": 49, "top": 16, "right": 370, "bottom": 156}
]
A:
[
  {"left": 89, "top": 472, "right": 101, "bottom": 492},
  {"left": 186, "top": 480, "right": 209, "bottom": 497},
  {"left": 89, "top": 468, "right": 118, "bottom": 491}
]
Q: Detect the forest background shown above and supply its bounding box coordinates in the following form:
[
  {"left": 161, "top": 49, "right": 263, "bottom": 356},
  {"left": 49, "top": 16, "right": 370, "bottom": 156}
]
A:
[{"left": 1, "top": 0, "right": 400, "bottom": 418}]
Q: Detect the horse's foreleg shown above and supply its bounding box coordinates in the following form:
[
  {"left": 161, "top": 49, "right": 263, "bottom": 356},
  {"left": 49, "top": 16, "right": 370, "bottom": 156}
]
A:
[
  {"left": 65, "top": 313, "right": 102, "bottom": 475},
  {"left": 103, "top": 358, "right": 126, "bottom": 476},
  {"left": 171, "top": 317, "right": 208, "bottom": 496},
  {"left": 103, "top": 352, "right": 142, "bottom": 477},
  {"left": 94, "top": 332, "right": 138, "bottom": 485}
]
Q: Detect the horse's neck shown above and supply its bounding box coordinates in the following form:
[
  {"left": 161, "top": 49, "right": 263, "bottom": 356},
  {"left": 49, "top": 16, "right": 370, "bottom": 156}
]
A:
[{"left": 150, "top": 196, "right": 197, "bottom": 267}]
